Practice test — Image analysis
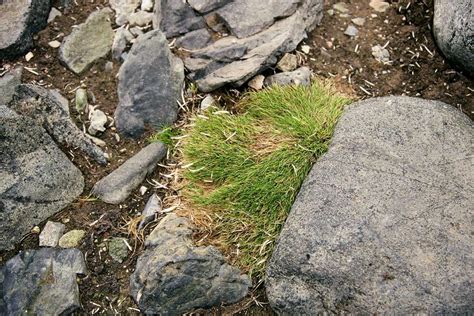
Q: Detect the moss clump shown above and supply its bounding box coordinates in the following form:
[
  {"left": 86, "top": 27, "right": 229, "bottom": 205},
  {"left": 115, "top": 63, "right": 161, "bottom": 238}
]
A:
[{"left": 180, "top": 82, "right": 350, "bottom": 278}]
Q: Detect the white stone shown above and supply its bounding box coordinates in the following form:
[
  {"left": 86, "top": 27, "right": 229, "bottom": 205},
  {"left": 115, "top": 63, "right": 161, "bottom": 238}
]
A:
[{"left": 39, "top": 221, "right": 66, "bottom": 247}]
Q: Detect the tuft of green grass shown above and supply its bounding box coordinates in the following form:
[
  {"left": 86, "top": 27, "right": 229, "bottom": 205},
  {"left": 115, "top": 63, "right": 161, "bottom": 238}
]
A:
[
  {"left": 181, "top": 82, "right": 350, "bottom": 278},
  {"left": 149, "top": 126, "right": 181, "bottom": 147}
]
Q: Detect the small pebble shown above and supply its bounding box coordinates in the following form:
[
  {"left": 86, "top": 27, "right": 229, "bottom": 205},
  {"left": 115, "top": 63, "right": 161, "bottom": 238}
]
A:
[
  {"left": 248, "top": 75, "right": 265, "bottom": 90},
  {"left": 48, "top": 40, "right": 61, "bottom": 48},
  {"left": 301, "top": 45, "right": 311, "bottom": 54},
  {"left": 351, "top": 17, "right": 366, "bottom": 26},
  {"left": 344, "top": 25, "right": 359, "bottom": 37},
  {"left": 201, "top": 95, "right": 215, "bottom": 111},
  {"left": 25, "top": 52, "right": 34, "bottom": 61}
]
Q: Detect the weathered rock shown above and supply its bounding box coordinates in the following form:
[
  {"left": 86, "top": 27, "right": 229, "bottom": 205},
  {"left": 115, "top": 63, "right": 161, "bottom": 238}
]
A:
[
  {"left": 59, "top": 8, "right": 114, "bottom": 74},
  {"left": 248, "top": 74, "right": 265, "bottom": 90},
  {"left": 264, "top": 66, "right": 311, "bottom": 87},
  {"left": 128, "top": 11, "right": 154, "bottom": 27},
  {"left": 0, "top": 248, "right": 86, "bottom": 315},
  {"left": 175, "top": 28, "right": 213, "bottom": 50},
  {"left": 110, "top": 0, "right": 141, "bottom": 25},
  {"left": 344, "top": 25, "right": 359, "bottom": 37},
  {"left": 48, "top": 7, "right": 63, "bottom": 23},
  {"left": 112, "top": 28, "right": 134, "bottom": 61},
  {"left": 369, "top": 0, "right": 390, "bottom": 12},
  {"left": 138, "top": 194, "right": 162, "bottom": 229},
  {"left": 0, "top": 105, "right": 84, "bottom": 251},
  {"left": 433, "top": 0, "right": 474, "bottom": 76},
  {"left": 0, "top": 68, "right": 22, "bottom": 106},
  {"left": 0, "top": 0, "right": 50, "bottom": 59},
  {"left": 39, "top": 221, "right": 66, "bottom": 247},
  {"left": 188, "top": 0, "right": 230, "bottom": 13},
  {"left": 130, "top": 214, "right": 250, "bottom": 314},
  {"left": 372, "top": 44, "right": 390, "bottom": 63},
  {"left": 266, "top": 96, "right": 474, "bottom": 314},
  {"left": 114, "top": 30, "right": 184, "bottom": 138},
  {"left": 10, "top": 84, "right": 108, "bottom": 165},
  {"left": 200, "top": 94, "right": 216, "bottom": 111},
  {"left": 92, "top": 142, "right": 167, "bottom": 204},
  {"left": 276, "top": 53, "right": 298, "bottom": 72},
  {"left": 59, "top": 229, "right": 86, "bottom": 248},
  {"left": 88, "top": 109, "right": 108, "bottom": 135},
  {"left": 108, "top": 237, "right": 129, "bottom": 263},
  {"left": 75, "top": 88, "right": 88, "bottom": 112},
  {"left": 154, "top": 0, "right": 206, "bottom": 38},
  {"left": 141, "top": 0, "right": 154, "bottom": 11}
]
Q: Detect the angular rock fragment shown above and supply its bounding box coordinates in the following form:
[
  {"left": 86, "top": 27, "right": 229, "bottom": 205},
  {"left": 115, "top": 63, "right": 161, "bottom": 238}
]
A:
[
  {"left": 59, "top": 8, "right": 114, "bottom": 74},
  {"left": 153, "top": 0, "right": 206, "bottom": 38},
  {"left": 0, "top": 0, "right": 50, "bottom": 58},
  {"left": 0, "top": 106, "right": 84, "bottom": 251},
  {"left": 0, "top": 68, "right": 22, "bottom": 106},
  {"left": 112, "top": 28, "right": 134, "bottom": 61},
  {"left": 266, "top": 97, "right": 474, "bottom": 314},
  {"left": 264, "top": 66, "right": 311, "bottom": 87},
  {"left": 175, "top": 28, "right": 213, "bottom": 50},
  {"left": 59, "top": 230, "right": 86, "bottom": 248},
  {"left": 187, "top": 0, "right": 231, "bottom": 13},
  {"left": 39, "top": 221, "right": 66, "bottom": 247},
  {"left": 114, "top": 30, "right": 184, "bottom": 138},
  {"left": 110, "top": 0, "right": 141, "bottom": 25},
  {"left": 10, "top": 84, "right": 107, "bottom": 165},
  {"left": 139, "top": 194, "right": 162, "bottom": 229},
  {"left": 130, "top": 214, "right": 250, "bottom": 314},
  {"left": 92, "top": 142, "right": 167, "bottom": 204},
  {"left": 276, "top": 53, "right": 298, "bottom": 72},
  {"left": 0, "top": 248, "right": 86, "bottom": 315}
]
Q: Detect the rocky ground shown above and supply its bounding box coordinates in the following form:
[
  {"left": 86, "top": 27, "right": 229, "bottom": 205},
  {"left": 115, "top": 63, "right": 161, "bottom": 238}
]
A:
[{"left": 1, "top": 0, "right": 472, "bottom": 315}]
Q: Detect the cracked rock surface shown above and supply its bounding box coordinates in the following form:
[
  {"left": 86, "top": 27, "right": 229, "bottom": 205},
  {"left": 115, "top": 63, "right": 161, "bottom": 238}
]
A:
[
  {"left": 266, "top": 96, "right": 474, "bottom": 314},
  {"left": 130, "top": 213, "right": 250, "bottom": 315}
]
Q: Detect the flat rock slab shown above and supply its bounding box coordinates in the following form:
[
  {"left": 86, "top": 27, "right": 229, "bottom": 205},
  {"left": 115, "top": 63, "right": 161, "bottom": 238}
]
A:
[
  {"left": 433, "top": 0, "right": 474, "bottom": 76},
  {"left": 114, "top": 30, "right": 184, "bottom": 138},
  {"left": 0, "top": 0, "right": 50, "bottom": 58},
  {"left": 130, "top": 213, "right": 250, "bottom": 314},
  {"left": 266, "top": 96, "right": 474, "bottom": 314},
  {"left": 0, "top": 248, "right": 86, "bottom": 315},
  {"left": 60, "top": 8, "right": 114, "bottom": 74},
  {"left": 153, "top": 0, "right": 323, "bottom": 92},
  {"left": 92, "top": 142, "right": 167, "bottom": 204},
  {"left": 0, "top": 105, "right": 84, "bottom": 251}
]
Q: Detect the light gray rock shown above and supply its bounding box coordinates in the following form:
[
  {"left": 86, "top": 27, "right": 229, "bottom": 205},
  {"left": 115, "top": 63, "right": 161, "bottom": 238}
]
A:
[
  {"left": 48, "top": 7, "right": 62, "bottom": 23},
  {"left": 372, "top": 44, "right": 390, "bottom": 63},
  {"left": 138, "top": 194, "right": 161, "bottom": 229},
  {"left": 344, "top": 25, "right": 359, "bottom": 37},
  {"left": 128, "top": 10, "right": 154, "bottom": 27},
  {"left": 264, "top": 66, "right": 311, "bottom": 87},
  {"left": 0, "top": 105, "right": 84, "bottom": 251},
  {"left": 276, "top": 53, "right": 298, "bottom": 72},
  {"left": 109, "top": 0, "right": 141, "bottom": 25},
  {"left": 0, "top": 248, "right": 86, "bottom": 315},
  {"left": 88, "top": 109, "right": 107, "bottom": 135},
  {"left": 188, "top": 0, "right": 230, "bottom": 13},
  {"left": 112, "top": 28, "right": 134, "bottom": 61},
  {"left": 175, "top": 28, "right": 213, "bottom": 50},
  {"left": 92, "top": 142, "right": 167, "bottom": 204},
  {"left": 114, "top": 30, "right": 184, "bottom": 138},
  {"left": 0, "top": 68, "right": 22, "bottom": 106},
  {"left": 10, "top": 84, "right": 107, "bottom": 165},
  {"left": 75, "top": 88, "right": 88, "bottom": 112},
  {"left": 130, "top": 213, "right": 250, "bottom": 314},
  {"left": 433, "top": 0, "right": 474, "bottom": 76},
  {"left": 39, "top": 221, "right": 66, "bottom": 247},
  {"left": 59, "top": 8, "right": 114, "bottom": 74},
  {"left": 248, "top": 74, "right": 265, "bottom": 90},
  {"left": 0, "top": 0, "right": 50, "bottom": 59},
  {"left": 141, "top": 0, "right": 154, "bottom": 11},
  {"left": 108, "top": 237, "right": 129, "bottom": 263},
  {"left": 266, "top": 96, "right": 474, "bottom": 314},
  {"left": 153, "top": 0, "right": 206, "bottom": 38},
  {"left": 216, "top": 0, "right": 300, "bottom": 38},
  {"left": 200, "top": 94, "right": 216, "bottom": 110}
]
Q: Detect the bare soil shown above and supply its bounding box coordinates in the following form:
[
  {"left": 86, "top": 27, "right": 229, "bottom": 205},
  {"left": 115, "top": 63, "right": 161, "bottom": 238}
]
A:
[{"left": 0, "top": 0, "right": 472, "bottom": 315}]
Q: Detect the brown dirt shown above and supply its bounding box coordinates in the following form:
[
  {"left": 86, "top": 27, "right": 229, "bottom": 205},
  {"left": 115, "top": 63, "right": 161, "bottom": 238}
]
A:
[{"left": 0, "top": 0, "right": 472, "bottom": 315}]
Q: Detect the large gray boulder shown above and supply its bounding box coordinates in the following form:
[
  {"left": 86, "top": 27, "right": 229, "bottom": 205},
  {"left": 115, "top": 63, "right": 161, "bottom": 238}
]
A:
[
  {"left": 152, "top": 0, "right": 323, "bottom": 92},
  {"left": 0, "top": 106, "right": 84, "bottom": 251},
  {"left": 0, "top": 0, "right": 50, "bottom": 59},
  {"left": 130, "top": 214, "right": 250, "bottom": 314},
  {"left": 10, "top": 84, "right": 108, "bottom": 165},
  {"left": 266, "top": 97, "right": 474, "bottom": 314},
  {"left": 59, "top": 8, "right": 114, "bottom": 74},
  {"left": 114, "top": 30, "right": 184, "bottom": 138},
  {"left": 92, "top": 142, "right": 167, "bottom": 204},
  {"left": 433, "top": 0, "right": 474, "bottom": 77},
  {"left": 0, "top": 248, "right": 86, "bottom": 315}
]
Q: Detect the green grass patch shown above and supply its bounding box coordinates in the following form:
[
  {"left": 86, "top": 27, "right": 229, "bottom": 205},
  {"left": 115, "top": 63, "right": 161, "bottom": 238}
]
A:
[
  {"left": 149, "top": 126, "right": 181, "bottom": 146},
  {"left": 180, "top": 82, "right": 350, "bottom": 278}
]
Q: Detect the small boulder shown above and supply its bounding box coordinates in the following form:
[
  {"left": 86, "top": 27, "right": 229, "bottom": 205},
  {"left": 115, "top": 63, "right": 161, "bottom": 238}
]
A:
[
  {"left": 130, "top": 214, "right": 250, "bottom": 314},
  {"left": 92, "top": 142, "right": 167, "bottom": 204},
  {"left": 59, "top": 8, "right": 114, "bottom": 74},
  {"left": 0, "top": 248, "right": 86, "bottom": 315},
  {"left": 266, "top": 96, "right": 474, "bottom": 314},
  {"left": 276, "top": 53, "right": 298, "bottom": 72},
  {"left": 39, "top": 221, "right": 66, "bottom": 247},
  {"left": 0, "top": 0, "right": 50, "bottom": 59},
  {"left": 433, "top": 0, "right": 474, "bottom": 76},
  {"left": 114, "top": 30, "right": 184, "bottom": 138},
  {"left": 264, "top": 66, "right": 311, "bottom": 87}
]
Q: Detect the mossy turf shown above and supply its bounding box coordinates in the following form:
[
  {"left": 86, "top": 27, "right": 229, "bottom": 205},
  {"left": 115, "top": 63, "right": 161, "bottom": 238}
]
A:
[{"left": 173, "top": 83, "right": 349, "bottom": 278}]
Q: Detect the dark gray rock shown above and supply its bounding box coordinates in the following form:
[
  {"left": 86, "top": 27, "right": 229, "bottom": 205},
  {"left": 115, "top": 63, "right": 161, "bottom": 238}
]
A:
[
  {"left": 138, "top": 193, "right": 161, "bottom": 229},
  {"left": 0, "top": 0, "right": 50, "bottom": 59},
  {"left": 59, "top": 8, "right": 114, "bottom": 74},
  {"left": 92, "top": 142, "right": 167, "bottom": 204},
  {"left": 266, "top": 96, "right": 474, "bottom": 314},
  {"left": 264, "top": 66, "right": 311, "bottom": 87},
  {"left": 0, "top": 68, "right": 22, "bottom": 106},
  {"left": 216, "top": 0, "right": 300, "bottom": 38},
  {"left": 130, "top": 214, "right": 250, "bottom": 315},
  {"left": 114, "top": 30, "right": 184, "bottom": 138},
  {"left": 153, "top": 0, "right": 206, "bottom": 38},
  {"left": 112, "top": 28, "right": 134, "bottom": 61},
  {"left": 0, "top": 248, "right": 86, "bottom": 315},
  {"left": 175, "top": 28, "right": 213, "bottom": 50},
  {"left": 10, "top": 84, "right": 107, "bottom": 165},
  {"left": 0, "top": 105, "right": 84, "bottom": 251},
  {"left": 187, "top": 0, "right": 231, "bottom": 13},
  {"left": 433, "top": 0, "right": 474, "bottom": 76}
]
